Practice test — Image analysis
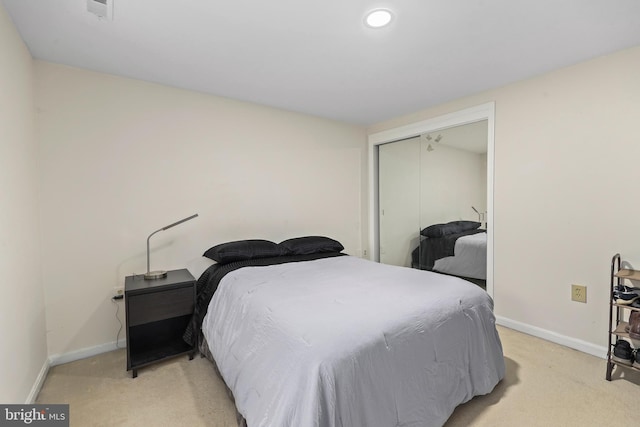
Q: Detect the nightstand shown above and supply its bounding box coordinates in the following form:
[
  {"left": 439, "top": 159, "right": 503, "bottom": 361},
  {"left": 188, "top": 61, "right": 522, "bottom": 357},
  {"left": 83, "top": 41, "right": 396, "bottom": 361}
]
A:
[{"left": 125, "top": 269, "right": 196, "bottom": 378}]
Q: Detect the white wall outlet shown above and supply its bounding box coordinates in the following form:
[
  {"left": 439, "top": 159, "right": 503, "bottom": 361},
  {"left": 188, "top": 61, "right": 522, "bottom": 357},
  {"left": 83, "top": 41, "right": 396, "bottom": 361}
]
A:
[{"left": 113, "top": 286, "right": 124, "bottom": 296}]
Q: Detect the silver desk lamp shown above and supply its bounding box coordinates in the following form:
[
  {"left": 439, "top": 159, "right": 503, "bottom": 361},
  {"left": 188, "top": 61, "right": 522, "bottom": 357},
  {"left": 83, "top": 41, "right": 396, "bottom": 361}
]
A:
[
  {"left": 145, "top": 213, "right": 198, "bottom": 280},
  {"left": 472, "top": 206, "right": 480, "bottom": 221},
  {"left": 472, "top": 206, "right": 485, "bottom": 227}
]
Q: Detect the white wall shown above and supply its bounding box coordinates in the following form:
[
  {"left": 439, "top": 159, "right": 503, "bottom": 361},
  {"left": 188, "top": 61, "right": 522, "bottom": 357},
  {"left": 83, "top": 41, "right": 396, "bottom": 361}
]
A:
[
  {"left": 0, "top": 5, "right": 47, "bottom": 402},
  {"left": 35, "top": 61, "right": 367, "bottom": 358},
  {"left": 369, "top": 45, "right": 640, "bottom": 353}
]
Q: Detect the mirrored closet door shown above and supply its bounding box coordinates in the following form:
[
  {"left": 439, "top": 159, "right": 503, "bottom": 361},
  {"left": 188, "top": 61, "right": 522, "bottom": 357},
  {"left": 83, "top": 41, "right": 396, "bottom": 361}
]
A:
[{"left": 378, "top": 120, "right": 489, "bottom": 287}]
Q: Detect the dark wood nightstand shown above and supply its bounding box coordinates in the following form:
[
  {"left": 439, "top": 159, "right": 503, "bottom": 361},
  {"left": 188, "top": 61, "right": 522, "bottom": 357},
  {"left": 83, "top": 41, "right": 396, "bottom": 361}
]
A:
[{"left": 125, "top": 269, "right": 196, "bottom": 378}]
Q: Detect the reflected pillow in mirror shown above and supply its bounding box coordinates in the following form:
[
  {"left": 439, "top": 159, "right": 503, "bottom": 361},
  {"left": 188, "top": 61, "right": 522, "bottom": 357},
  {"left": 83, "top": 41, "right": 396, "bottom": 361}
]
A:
[{"left": 421, "top": 221, "right": 481, "bottom": 238}]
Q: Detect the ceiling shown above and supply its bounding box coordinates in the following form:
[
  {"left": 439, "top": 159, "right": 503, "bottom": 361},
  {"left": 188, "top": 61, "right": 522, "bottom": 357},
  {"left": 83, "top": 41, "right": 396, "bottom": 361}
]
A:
[{"left": 3, "top": 0, "right": 640, "bottom": 125}]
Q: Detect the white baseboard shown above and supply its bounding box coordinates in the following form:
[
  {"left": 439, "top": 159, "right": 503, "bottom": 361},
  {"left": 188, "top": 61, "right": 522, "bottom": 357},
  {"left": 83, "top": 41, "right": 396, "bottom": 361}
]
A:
[
  {"left": 48, "top": 338, "right": 126, "bottom": 367},
  {"left": 25, "top": 359, "right": 50, "bottom": 404},
  {"left": 26, "top": 339, "right": 125, "bottom": 402},
  {"left": 495, "top": 315, "right": 608, "bottom": 359}
]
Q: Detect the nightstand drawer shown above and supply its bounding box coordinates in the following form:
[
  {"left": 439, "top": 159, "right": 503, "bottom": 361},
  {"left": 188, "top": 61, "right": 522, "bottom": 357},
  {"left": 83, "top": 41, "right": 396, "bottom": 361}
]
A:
[{"left": 127, "top": 287, "right": 194, "bottom": 326}]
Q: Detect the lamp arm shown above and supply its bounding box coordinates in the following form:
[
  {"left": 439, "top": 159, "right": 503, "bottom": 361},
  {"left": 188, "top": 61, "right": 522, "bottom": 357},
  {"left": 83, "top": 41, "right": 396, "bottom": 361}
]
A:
[
  {"left": 160, "top": 213, "right": 199, "bottom": 231},
  {"left": 145, "top": 214, "right": 199, "bottom": 274}
]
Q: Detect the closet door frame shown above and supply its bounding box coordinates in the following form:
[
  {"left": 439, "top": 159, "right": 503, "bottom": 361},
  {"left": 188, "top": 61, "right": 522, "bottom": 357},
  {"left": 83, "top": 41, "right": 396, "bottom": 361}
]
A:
[{"left": 368, "top": 102, "right": 495, "bottom": 299}]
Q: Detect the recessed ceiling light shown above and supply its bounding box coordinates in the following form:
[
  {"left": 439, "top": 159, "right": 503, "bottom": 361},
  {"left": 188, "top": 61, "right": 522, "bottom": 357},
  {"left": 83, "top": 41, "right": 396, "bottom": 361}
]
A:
[{"left": 365, "top": 9, "right": 393, "bottom": 28}]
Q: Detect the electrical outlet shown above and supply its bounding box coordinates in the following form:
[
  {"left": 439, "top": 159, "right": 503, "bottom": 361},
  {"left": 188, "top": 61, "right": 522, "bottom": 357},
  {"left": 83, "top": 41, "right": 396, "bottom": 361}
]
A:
[
  {"left": 113, "top": 286, "right": 124, "bottom": 297},
  {"left": 571, "top": 284, "right": 587, "bottom": 303}
]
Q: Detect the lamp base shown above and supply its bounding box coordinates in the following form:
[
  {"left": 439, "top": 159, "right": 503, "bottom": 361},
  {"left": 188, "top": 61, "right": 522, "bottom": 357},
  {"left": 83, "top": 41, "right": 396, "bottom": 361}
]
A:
[{"left": 144, "top": 270, "right": 167, "bottom": 280}]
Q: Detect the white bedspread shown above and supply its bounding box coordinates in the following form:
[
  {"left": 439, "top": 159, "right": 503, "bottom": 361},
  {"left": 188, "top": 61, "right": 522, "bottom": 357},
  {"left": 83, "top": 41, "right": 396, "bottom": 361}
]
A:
[
  {"left": 433, "top": 232, "right": 487, "bottom": 280},
  {"left": 202, "top": 256, "right": 504, "bottom": 427}
]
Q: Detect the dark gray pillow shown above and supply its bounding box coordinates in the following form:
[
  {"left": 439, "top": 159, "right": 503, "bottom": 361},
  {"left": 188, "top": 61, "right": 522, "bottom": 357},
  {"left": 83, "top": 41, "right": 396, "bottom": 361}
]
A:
[
  {"left": 279, "top": 236, "right": 344, "bottom": 255},
  {"left": 421, "top": 221, "right": 481, "bottom": 238},
  {"left": 203, "top": 239, "right": 283, "bottom": 263}
]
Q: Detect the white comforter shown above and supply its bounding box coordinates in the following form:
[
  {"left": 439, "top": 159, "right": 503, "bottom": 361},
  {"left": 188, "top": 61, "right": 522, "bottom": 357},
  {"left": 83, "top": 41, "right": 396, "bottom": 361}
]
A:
[{"left": 202, "top": 256, "right": 504, "bottom": 427}]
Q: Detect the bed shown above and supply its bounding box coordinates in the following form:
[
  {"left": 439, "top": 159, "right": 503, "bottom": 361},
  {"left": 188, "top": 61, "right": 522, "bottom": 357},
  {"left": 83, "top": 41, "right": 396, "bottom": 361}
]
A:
[
  {"left": 185, "top": 236, "right": 504, "bottom": 427},
  {"left": 411, "top": 221, "right": 487, "bottom": 282}
]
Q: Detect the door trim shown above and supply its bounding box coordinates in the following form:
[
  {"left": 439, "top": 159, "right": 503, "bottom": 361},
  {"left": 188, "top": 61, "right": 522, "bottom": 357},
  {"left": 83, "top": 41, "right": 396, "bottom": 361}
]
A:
[{"left": 368, "top": 102, "right": 495, "bottom": 298}]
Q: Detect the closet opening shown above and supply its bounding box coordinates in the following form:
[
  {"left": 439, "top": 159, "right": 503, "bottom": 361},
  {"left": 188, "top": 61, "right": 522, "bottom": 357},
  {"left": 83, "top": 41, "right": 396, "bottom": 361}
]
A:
[{"left": 368, "top": 102, "right": 495, "bottom": 298}]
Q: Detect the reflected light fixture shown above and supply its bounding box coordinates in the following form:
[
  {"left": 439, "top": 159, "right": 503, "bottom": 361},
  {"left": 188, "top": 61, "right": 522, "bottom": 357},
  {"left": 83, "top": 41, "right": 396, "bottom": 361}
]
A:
[
  {"left": 145, "top": 213, "right": 199, "bottom": 280},
  {"left": 365, "top": 9, "right": 393, "bottom": 28}
]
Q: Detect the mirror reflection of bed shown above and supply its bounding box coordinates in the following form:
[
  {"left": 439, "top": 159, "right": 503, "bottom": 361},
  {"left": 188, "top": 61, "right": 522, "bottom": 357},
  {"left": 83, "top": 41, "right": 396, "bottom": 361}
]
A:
[
  {"left": 412, "top": 220, "right": 487, "bottom": 289},
  {"left": 378, "top": 120, "right": 488, "bottom": 288}
]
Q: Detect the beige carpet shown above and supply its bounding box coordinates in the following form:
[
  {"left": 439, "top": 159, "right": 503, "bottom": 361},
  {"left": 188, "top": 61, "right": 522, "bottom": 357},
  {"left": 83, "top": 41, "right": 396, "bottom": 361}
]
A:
[{"left": 36, "top": 326, "right": 640, "bottom": 426}]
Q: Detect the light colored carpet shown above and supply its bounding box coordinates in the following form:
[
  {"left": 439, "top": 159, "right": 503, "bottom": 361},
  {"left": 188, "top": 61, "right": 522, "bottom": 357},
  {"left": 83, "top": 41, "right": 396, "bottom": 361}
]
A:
[{"left": 36, "top": 326, "right": 640, "bottom": 426}]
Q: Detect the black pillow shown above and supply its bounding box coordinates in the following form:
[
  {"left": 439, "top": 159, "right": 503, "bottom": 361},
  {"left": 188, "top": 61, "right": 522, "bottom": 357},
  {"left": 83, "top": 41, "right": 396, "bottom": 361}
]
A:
[
  {"left": 279, "top": 236, "right": 344, "bottom": 255},
  {"left": 203, "top": 239, "right": 283, "bottom": 263},
  {"left": 421, "top": 221, "right": 481, "bottom": 238}
]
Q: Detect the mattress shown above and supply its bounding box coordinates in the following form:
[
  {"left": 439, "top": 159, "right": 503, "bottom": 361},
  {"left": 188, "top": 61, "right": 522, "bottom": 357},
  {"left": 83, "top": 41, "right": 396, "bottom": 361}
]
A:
[{"left": 201, "top": 255, "right": 504, "bottom": 427}]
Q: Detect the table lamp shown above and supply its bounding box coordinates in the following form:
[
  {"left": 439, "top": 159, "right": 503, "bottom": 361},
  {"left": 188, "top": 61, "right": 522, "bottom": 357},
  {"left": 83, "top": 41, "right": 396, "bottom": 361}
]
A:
[{"left": 145, "top": 213, "right": 198, "bottom": 280}]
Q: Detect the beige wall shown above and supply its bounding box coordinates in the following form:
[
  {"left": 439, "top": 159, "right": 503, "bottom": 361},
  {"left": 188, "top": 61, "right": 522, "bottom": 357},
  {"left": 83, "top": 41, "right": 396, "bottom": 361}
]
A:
[
  {"left": 35, "top": 62, "right": 367, "bottom": 358},
  {"left": 369, "top": 45, "right": 640, "bottom": 352},
  {"left": 419, "top": 143, "right": 486, "bottom": 228},
  {"left": 0, "top": 5, "right": 47, "bottom": 402}
]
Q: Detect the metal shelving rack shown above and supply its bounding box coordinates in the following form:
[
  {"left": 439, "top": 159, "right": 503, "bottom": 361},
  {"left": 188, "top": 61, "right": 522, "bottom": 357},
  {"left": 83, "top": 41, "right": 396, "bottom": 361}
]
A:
[{"left": 606, "top": 253, "right": 640, "bottom": 380}]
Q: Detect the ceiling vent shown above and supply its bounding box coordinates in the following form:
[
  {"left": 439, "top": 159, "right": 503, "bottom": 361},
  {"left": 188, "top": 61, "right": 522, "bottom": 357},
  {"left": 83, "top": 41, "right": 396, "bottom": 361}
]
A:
[{"left": 87, "top": 0, "right": 113, "bottom": 20}]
